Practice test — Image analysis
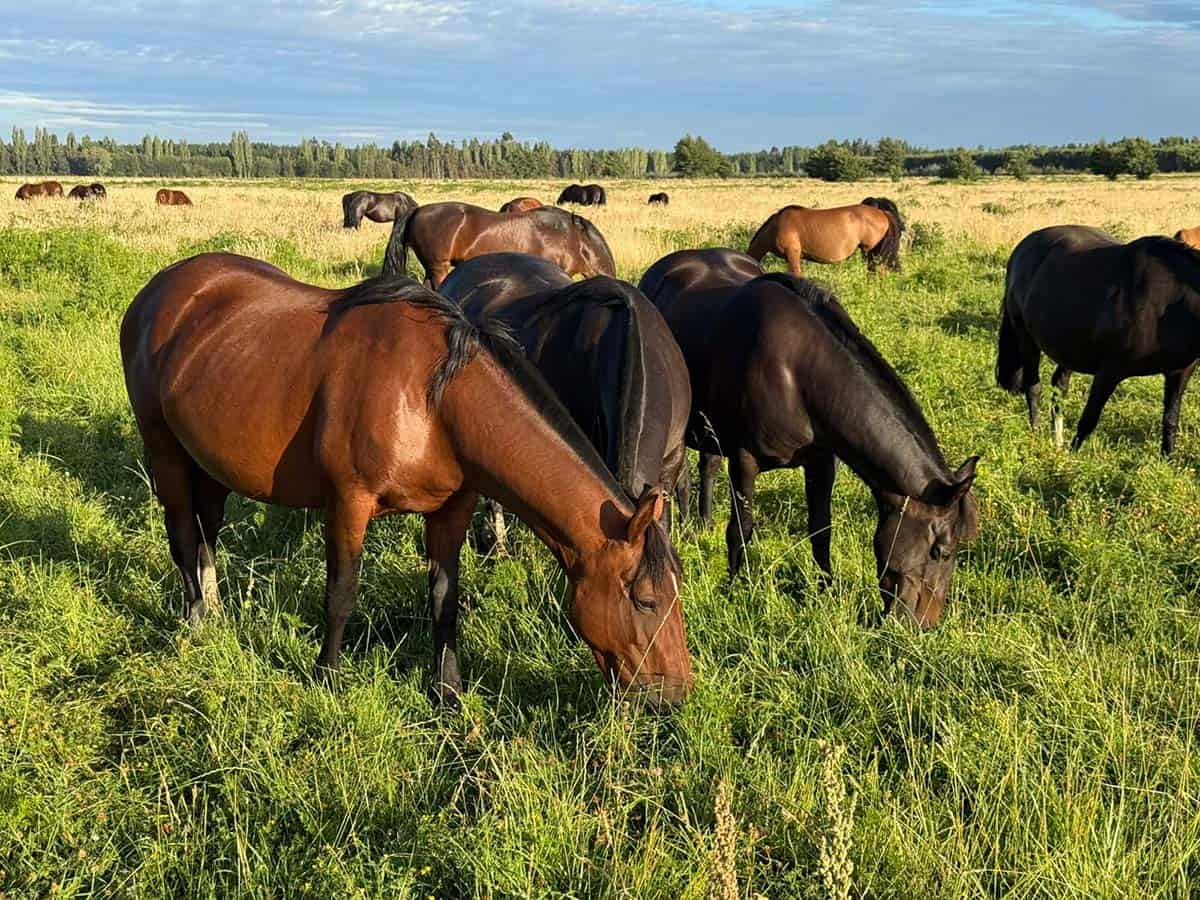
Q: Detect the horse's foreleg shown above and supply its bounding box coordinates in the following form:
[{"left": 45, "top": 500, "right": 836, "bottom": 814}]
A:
[
  {"left": 1071, "top": 373, "right": 1120, "bottom": 451},
  {"left": 1051, "top": 365, "right": 1072, "bottom": 449},
  {"left": 672, "top": 461, "right": 692, "bottom": 529},
  {"left": 314, "top": 493, "right": 373, "bottom": 681},
  {"left": 1162, "top": 363, "right": 1196, "bottom": 456},
  {"left": 424, "top": 490, "right": 478, "bottom": 706},
  {"left": 783, "top": 244, "right": 804, "bottom": 276},
  {"left": 804, "top": 452, "right": 837, "bottom": 588},
  {"left": 725, "top": 450, "right": 760, "bottom": 577}
]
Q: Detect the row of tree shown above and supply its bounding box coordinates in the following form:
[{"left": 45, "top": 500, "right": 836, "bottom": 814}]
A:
[{"left": 2, "top": 127, "right": 1198, "bottom": 181}]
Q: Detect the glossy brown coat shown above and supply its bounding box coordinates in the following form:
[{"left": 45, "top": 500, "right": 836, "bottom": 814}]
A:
[
  {"left": 121, "top": 253, "right": 691, "bottom": 705},
  {"left": 15, "top": 181, "right": 64, "bottom": 200},
  {"left": 500, "top": 197, "right": 543, "bottom": 214},
  {"left": 748, "top": 197, "right": 903, "bottom": 274},
  {"left": 342, "top": 190, "right": 416, "bottom": 228},
  {"left": 156, "top": 189, "right": 192, "bottom": 206}
]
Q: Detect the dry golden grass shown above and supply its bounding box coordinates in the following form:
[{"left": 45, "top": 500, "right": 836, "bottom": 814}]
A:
[{"left": 4, "top": 175, "right": 1200, "bottom": 281}]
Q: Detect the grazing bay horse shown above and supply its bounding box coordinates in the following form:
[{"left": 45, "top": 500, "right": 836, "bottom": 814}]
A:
[
  {"left": 121, "top": 253, "right": 692, "bottom": 706},
  {"left": 748, "top": 197, "right": 904, "bottom": 274},
  {"left": 15, "top": 181, "right": 64, "bottom": 200},
  {"left": 382, "top": 202, "right": 615, "bottom": 289},
  {"left": 156, "top": 189, "right": 192, "bottom": 206},
  {"left": 68, "top": 183, "right": 107, "bottom": 200},
  {"left": 342, "top": 190, "right": 416, "bottom": 228},
  {"left": 998, "top": 225, "right": 1200, "bottom": 455},
  {"left": 1176, "top": 226, "right": 1200, "bottom": 251},
  {"left": 500, "top": 197, "right": 543, "bottom": 214},
  {"left": 648, "top": 193, "right": 669, "bottom": 206},
  {"left": 640, "top": 248, "right": 979, "bottom": 628},
  {"left": 440, "top": 253, "right": 691, "bottom": 530}
]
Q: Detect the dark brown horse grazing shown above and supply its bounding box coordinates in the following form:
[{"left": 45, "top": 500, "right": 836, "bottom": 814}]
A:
[
  {"left": 68, "top": 183, "right": 107, "bottom": 200},
  {"left": 748, "top": 197, "right": 903, "bottom": 274},
  {"left": 156, "top": 189, "right": 192, "bottom": 206},
  {"left": 342, "top": 190, "right": 417, "bottom": 228},
  {"left": 998, "top": 225, "right": 1200, "bottom": 455},
  {"left": 15, "top": 181, "right": 64, "bottom": 200},
  {"left": 648, "top": 192, "right": 669, "bottom": 206},
  {"left": 500, "top": 197, "right": 543, "bottom": 214},
  {"left": 439, "top": 253, "right": 691, "bottom": 529},
  {"left": 121, "top": 253, "right": 691, "bottom": 706},
  {"left": 382, "top": 202, "right": 615, "bottom": 289},
  {"left": 640, "top": 248, "right": 979, "bottom": 628},
  {"left": 557, "top": 184, "right": 607, "bottom": 206}
]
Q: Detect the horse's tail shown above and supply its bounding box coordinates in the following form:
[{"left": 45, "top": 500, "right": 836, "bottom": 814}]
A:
[
  {"left": 342, "top": 193, "right": 360, "bottom": 229},
  {"left": 382, "top": 203, "right": 417, "bottom": 277},
  {"left": 1174, "top": 230, "right": 1185, "bottom": 242},
  {"left": 995, "top": 297, "right": 1026, "bottom": 394},
  {"left": 862, "top": 197, "right": 903, "bottom": 272}
]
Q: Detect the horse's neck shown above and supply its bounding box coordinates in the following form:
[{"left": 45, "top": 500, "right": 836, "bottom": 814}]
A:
[
  {"left": 812, "top": 366, "right": 948, "bottom": 501},
  {"left": 446, "top": 357, "right": 628, "bottom": 565}
]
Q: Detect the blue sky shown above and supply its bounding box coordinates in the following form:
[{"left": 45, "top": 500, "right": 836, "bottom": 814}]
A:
[{"left": 1, "top": 0, "right": 1197, "bottom": 150}]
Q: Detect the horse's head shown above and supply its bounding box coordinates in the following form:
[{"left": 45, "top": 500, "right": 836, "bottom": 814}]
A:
[
  {"left": 873, "top": 457, "right": 979, "bottom": 629},
  {"left": 570, "top": 486, "right": 693, "bottom": 706}
]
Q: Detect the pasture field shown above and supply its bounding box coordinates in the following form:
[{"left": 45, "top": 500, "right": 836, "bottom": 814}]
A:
[{"left": 1, "top": 175, "right": 1199, "bottom": 898}]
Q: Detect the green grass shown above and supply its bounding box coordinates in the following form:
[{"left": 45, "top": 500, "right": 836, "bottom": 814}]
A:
[{"left": 1, "top": 218, "right": 1198, "bottom": 899}]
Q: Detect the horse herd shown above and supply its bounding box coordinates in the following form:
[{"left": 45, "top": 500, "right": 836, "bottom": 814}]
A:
[
  {"left": 87, "top": 181, "right": 1200, "bottom": 710},
  {"left": 14, "top": 180, "right": 192, "bottom": 205}
]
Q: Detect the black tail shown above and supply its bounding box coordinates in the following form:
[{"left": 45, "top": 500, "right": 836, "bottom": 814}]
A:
[
  {"left": 995, "top": 300, "right": 1026, "bottom": 394},
  {"left": 862, "top": 197, "right": 903, "bottom": 272},
  {"left": 614, "top": 299, "right": 647, "bottom": 494},
  {"left": 381, "top": 203, "right": 418, "bottom": 277},
  {"left": 342, "top": 193, "right": 360, "bottom": 229}
]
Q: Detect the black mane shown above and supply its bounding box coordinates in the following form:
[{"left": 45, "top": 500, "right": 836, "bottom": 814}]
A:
[{"left": 758, "top": 272, "right": 947, "bottom": 467}]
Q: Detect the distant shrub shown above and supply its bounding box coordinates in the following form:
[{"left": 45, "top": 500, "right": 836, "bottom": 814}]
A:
[
  {"left": 981, "top": 202, "right": 1011, "bottom": 215},
  {"left": 908, "top": 221, "right": 946, "bottom": 252},
  {"left": 807, "top": 142, "right": 867, "bottom": 182},
  {"left": 1101, "top": 220, "right": 1133, "bottom": 242},
  {"left": 942, "top": 148, "right": 980, "bottom": 181},
  {"left": 1004, "top": 148, "right": 1033, "bottom": 181}
]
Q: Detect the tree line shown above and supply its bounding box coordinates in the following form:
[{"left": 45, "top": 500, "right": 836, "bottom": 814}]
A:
[{"left": 2, "top": 127, "right": 1198, "bottom": 181}]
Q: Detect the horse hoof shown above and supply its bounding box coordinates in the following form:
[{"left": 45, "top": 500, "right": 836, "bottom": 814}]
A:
[
  {"left": 430, "top": 681, "right": 463, "bottom": 710},
  {"left": 313, "top": 662, "right": 340, "bottom": 686}
]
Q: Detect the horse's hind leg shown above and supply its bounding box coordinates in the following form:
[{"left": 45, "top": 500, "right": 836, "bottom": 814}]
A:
[
  {"left": 424, "top": 490, "right": 478, "bottom": 706},
  {"left": 143, "top": 428, "right": 206, "bottom": 625},
  {"left": 314, "top": 492, "right": 373, "bottom": 681},
  {"left": 193, "top": 472, "right": 230, "bottom": 617},
  {"left": 1071, "top": 373, "right": 1120, "bottom": 451},
  {"left": 804, "top": 452, "right": 837, "bottom": 588},
  {"left": 1051, "top": 365, "right": 1072, "bottom": 449},
  {"left": 698, "top": 451, "right": 723, "bottom": 529},
  {"left": 1162, "top": 363, "right": 1196, "bottom": 456},
  {"left": 1022, "top": 345, "right": 1043, "bottom": 428}
]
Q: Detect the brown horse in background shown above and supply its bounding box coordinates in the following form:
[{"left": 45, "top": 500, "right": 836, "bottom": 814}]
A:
[
  {"left": 382, "top": 202, "right": 615, "bottom": 288},
  {"left": 69, "top": 183, "right": 107, "bottom": 200},
  {"left": 748, "top": 197, "right": 904, "bottom": 274},
  {"left": 156, "top": 189, "right": 192, "bottom": 206},
  {"left": 1176, "top": 226, "right": 1200, "bottom": 250},
  {"left": 15, "top": 181, "right": 64, "bottom": 200},
  {"left": 500, "top": 197, "right": 543, "bottom": 214},
  {"left": 342, "top": 190, "right": 416, "bottom": 228},
  {"left": 121, "top": 253, "right": 691, "bottom": 706}
]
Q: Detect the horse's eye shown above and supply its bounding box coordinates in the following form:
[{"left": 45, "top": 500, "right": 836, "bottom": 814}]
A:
[{"left": 633, "top": 596, "right": 658, "bottom": 613}]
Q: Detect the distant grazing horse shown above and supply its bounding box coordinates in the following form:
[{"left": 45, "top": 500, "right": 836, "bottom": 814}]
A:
[
  {"left": 500, "top": 197, "right": 543, "bottom": 214},
  {"left": 382, "top": 202, "right": 615, "bottom": 289},
  {"left": 557, "top": 183, "right": 607, "bottom": 206},
  {"left": 748, "top": 197, "right": 904, "bottom": 274},
  {"left": 440, "top": 253, "right": 691, "bottom": 532},
  {"left": 68, "top": 183, "right": 107, "bottom": 200},
  {"left": 1176, "top": 226, "right": 1200, "bottom": 251},
  {"left": 641, "top": 248, "right": 979, "bottom": 628},
  {"left": 15, "top": 181, "right": 63, "bottom": 200},
  {"left": 342, "top": 190, "right": 416, "bottom": 229},
  {"left": 998, "top": 225, "right": 1200, "bottom": 455},
  {"left": 121, "top": 253, "right": 692, "bottom": 706},
  {"left": 648, "top": 192, "right": 669, "bottom": 206},
  {"left": 156, "top": 189, "right": 192, "bottom": 206}
]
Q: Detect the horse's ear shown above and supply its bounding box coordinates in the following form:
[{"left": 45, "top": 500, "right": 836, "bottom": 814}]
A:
[
  {"left": 946, "top": 456, "right": 979, "bottom": 504},
  {"left": 627, "top": 485, "right": 665, "bottom": 543}
]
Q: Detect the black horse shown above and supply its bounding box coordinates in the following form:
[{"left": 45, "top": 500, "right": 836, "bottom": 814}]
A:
[
  {"left": 648, "top": 192, "right": 669, "bottom": 206},
  {"left": 68, "top": 183, "right": 107, "bottom": 200},
  {"left": 342, "top": 190, "right": 417, "bottom": 229},
  {"left": 640, "top": 248, "right": 979, "bottom": 628},
  {"left": 557, "top": 183, "right": 607, "bottom": 206},
  {"left": 997, "top": 225, "right": 1200, "bottom": 455},
  {"left": 440, "top": 253, "right": 691, "bottom": 529}
]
